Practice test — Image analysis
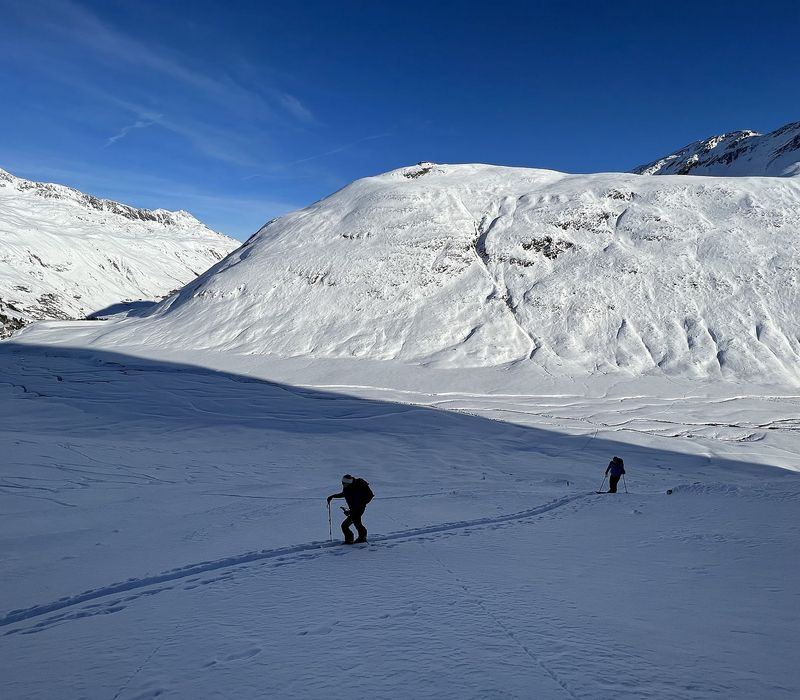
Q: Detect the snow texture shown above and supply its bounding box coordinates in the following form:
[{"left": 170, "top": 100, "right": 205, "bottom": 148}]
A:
[
  {"left": 3, "top": 134, "right": 800, "bottom": 699},
  {"left": 1, "top": 330, "right": 799, "bottom": 699},
  {"left": 0, "top": 167, "right": 239, "bottom": 337},
  {"left": 634, "top": 121, "right": 800, "bottom": 177},
  {"left": 93, "top": 162, "right": 800, "bottom": 384}
]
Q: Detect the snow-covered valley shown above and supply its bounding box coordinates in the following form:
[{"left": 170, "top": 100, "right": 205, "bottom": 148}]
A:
[
  {"left": 1, "top": 320, "right": 799, "bottom": 699},
  {"left": 2, "top": 144, "right": 800, "bottom": 698}
]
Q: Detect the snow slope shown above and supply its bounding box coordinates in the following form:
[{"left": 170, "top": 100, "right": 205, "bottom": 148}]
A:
[
  {"left": 1, "top": 329, "right": 798, "bottom": 699},
  {"left": 92, "top": 163, "right": 800, "bottom": 384},
  {"left": 634, "top": 121, "right": 800, "bottom": 177},
  {"left": 0, "top": 167, "right": 239, "bottom": 337},
  {"left": 3, "top": 149, "right": 799, "bottom": 698}
]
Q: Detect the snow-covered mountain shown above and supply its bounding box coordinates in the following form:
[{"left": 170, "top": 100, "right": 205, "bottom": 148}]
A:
[
  {"left": 93, "top": 162, "right": 800, "bottom": 383},
  {"left": 634, "top": 121, "right": 800, "bottom": 176},
  {"left": 0, "top": 167, "right": 239, "bottom": 337}
]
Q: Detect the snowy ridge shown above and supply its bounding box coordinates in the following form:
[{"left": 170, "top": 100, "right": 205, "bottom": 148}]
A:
[
  {"left": 95, "top": 162, "right": 800, "bottom": 383},
  {"left": 634, "top": 121, "right": 800, "bottom": 176},
  {"left": 0, "top": 167, "right": 201, "bottom": 226},
  {"left": 0, "top": 167, "right": 239, "bottom": 337}
]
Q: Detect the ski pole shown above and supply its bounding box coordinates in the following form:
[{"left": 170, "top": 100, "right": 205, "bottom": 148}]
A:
[
  {"left": 597, "top": 474, "right": 607, "bottom": 493},
  {"left": 327, "top": 501, "right": 332, "bottom": 541},
  {"left": 623, "top": 474, "right": 628, "bottom": 494}
]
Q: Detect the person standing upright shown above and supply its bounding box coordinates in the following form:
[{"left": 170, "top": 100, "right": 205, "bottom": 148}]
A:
[{"left": 605, "top": 456, "right": 626, "bottom": 493}]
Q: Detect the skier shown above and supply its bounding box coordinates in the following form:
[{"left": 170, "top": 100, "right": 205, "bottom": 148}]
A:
[
  {"left": 327, "top": 474, "right": 374, "bottom": 544},
  {"left": 605, "top": 456, "right": 626, "bottom": 493}
]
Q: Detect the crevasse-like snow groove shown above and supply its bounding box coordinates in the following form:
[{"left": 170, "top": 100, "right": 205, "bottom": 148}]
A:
[{"left": 467, "top": 195, "right": 537, "bottom": 360}]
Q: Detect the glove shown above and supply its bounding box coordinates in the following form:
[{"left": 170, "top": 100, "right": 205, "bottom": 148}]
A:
[
  {"left": 343, "top": 509, "right": 351, "bottom": 516},
  {"left": 326, "top": 496, "right": 333, "bottom": 504}
]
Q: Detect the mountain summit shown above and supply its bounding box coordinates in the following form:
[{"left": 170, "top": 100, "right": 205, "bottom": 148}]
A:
[
  {"left": 0, "top": 168, "right": 239, "bottom": 337},
  {"left": 95, "top": 163, "right": 800, "bottom": 383},
  {"left": 633, "top": 121, "right": 800, "bottom": 177}
]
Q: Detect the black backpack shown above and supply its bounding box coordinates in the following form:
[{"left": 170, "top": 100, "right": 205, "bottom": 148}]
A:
[{"left": 356, "top": 478, "right": 374, "bottom": 504}]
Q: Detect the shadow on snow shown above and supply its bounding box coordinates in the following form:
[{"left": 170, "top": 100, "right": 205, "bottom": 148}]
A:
[{"left": 0, "top": 340, "right": 797, "bottom": 630}]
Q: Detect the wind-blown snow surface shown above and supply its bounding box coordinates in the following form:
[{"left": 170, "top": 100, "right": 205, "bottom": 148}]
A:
[
  {"left": 0, "top": 167, "right": 239, "bottom": 337},
  {"left": 634, "top": 121, "right": 800, "bottom": 177},
  {"left": 1, "top": 324, "right": 799, "bottom": 699},
  {"left": 95, "top": 163, "right": 800, "bottom": 384}
]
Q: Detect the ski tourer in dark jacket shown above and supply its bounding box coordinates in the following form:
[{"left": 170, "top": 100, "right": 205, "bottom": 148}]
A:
[
  {"left": 327, "top": 474, "right": 374, "bottom": 543},
  {"left": 605, "top": 456, "right": 625, "bottom": 493}
]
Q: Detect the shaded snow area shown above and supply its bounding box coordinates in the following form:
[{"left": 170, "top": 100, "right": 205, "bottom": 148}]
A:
[
  {"left": 91, "top": 163, "right": 800, "bottom": 384},
  {"left": 0, "top": 167, "right": 239, "bottom": 338},
  {"left": 2, "top": 327, "right": 799, "bottom": 699},
  {"left": 634, "top": 121, "right": 800, "bottom": 177}
]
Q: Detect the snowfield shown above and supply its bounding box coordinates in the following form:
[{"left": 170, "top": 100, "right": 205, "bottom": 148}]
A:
[
  {"left": 91, "top": 163, "right": 800, "bottom": 385},
  {"left": 0, "top": 167, "right": 239, "bottom": 337},
  {"left": 2, "top": 156, "right": 800, "bottom": 698},
  {"left": 1, "top": 321, "right": 799, "bottom": 699}
]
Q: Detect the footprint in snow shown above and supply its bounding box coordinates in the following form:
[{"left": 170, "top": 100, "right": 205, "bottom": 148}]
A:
[
  {"left": 298, "top": 622, "right": 336, "bottom": 636},
  {"left": 223, "top": 647, "right": 262, "bottom": 662},
  {"left": 205, "top": 646, "right": 262, "bottom": 665}
]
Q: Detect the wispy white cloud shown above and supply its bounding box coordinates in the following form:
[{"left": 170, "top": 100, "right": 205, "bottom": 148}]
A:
[
  {"left": 278, "top": 93, "right": 315, "bottom": 124},
  {"left": 106, "top": 116, "right": 162, "bottom": 146},
  {"left": 13, "top": 0, "right": 313, "bottom": 129},
  {"left": 7, "top": 0, "right": 323, "bottom": 168},
  {"left": 289, "top": 133, "right": 391, "bottom": 165},
  {"left": 243, "top": 132, "right": 393, "bottom": 181},
  {"left": 32, "top": 0, "right": 272, "bottom": 116},
  {"left": 63, "top": 87, "right": 266, "bottom": 168}
]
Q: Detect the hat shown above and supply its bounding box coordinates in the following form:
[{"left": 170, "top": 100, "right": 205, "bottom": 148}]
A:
[{"left": 341, "top": 474, "right": 354, "bottom": 485}]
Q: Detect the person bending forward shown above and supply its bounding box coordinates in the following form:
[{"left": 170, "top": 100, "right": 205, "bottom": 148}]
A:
[{"left": 327, "top": 474, "right": 374, "bottom": 543}]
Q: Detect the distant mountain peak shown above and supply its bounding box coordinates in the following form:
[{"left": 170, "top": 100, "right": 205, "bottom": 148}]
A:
[
  {"left": 0, "top": 167, "right": 239, "bottom": 337},
  {"left": 634, "top": 121, "right": 800, "bottom": 177},
  {"left": 0, "top": 168, "right": 204, "bottom": 227}
]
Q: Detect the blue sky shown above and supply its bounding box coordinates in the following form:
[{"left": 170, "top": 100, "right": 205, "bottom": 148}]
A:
[{"left": 1, "top": 0, "right": 798, "bottom": 239}]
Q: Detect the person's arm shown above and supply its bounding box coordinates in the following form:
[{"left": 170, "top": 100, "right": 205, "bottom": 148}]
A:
[
  {"left": 605, "top": 463, "right": 611, "bottom": 475},
  {"left": 327, "top": 491, "right": 344, "bottom": 503}
]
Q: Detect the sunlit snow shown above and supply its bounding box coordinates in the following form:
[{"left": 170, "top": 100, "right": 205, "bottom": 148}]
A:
[{"left": 2, "top": 160, "right": 799, "bottom": 699}]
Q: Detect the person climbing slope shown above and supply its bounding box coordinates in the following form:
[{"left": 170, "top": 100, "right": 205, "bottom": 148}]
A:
[
  {"left": 327, "top": 474, "right": 374, "bottom": 544},
  {"left": 605, "top": 456, "right": 626, "bottom": 493}
]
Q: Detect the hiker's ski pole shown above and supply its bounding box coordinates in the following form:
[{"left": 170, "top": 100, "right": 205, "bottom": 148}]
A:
[
  {"left": 597, "top": 474, "right": 607, "bottom": 493},
  {"left": 623, "top": 474, "right": 628, "bottom": 494},
  {"left": 327, "top": 501, "right": 332, "bottom": 541}
]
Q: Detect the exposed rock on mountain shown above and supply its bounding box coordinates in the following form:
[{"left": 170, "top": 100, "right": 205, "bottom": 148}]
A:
[
  {"left": 93, "top": 163, "right": 800, "bottom": 383},
  {"left": 634, "top": 121, "right": 800, "bottom": 177}
]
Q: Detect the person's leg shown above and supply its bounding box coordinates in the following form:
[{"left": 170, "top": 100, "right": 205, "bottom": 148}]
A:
[
  {"left": 341, "top": 515, "right": 355, "bottom": 543},
  {"left": 350, "top": 509, "right": 368, "bottom": 541},
  {"left": 609, "top": 475, "right": 619, "bottom": 493}
]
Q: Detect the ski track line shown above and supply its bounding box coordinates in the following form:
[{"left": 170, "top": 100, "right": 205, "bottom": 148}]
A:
[{"left": 1, "top": 493, "right": 588, "bottom": 630}]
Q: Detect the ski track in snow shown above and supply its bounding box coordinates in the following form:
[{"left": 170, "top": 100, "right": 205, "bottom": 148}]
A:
[
  {"left": 1, "top": 493, "right": 587, "bottom": 634},
  {"left": 2, "top": 342, "right": 799, "bottom": 698}
]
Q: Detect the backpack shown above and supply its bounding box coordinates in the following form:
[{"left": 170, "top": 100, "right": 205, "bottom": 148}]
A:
[{"left": 357, "top": 478, "right": 374, "bottom": 504}]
